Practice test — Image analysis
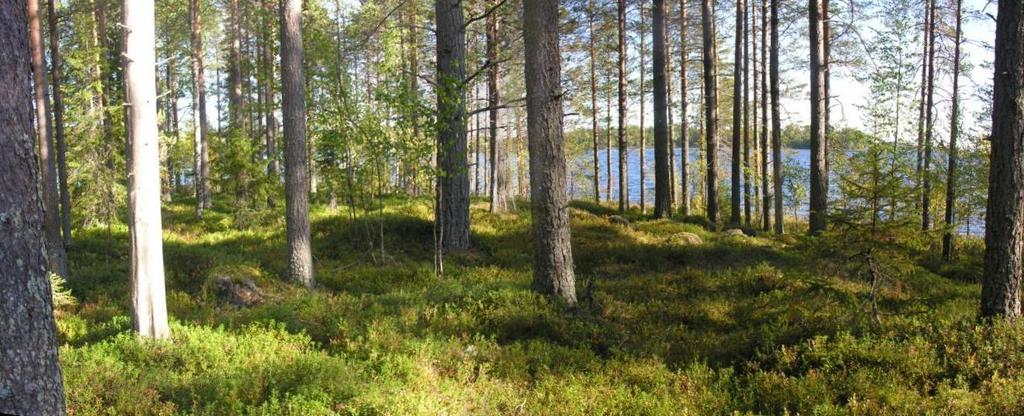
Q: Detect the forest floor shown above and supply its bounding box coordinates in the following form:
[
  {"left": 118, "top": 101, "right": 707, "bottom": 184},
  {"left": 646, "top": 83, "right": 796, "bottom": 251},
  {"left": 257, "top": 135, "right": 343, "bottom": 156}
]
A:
[{"left": 57, "top": 197, "right": 1024, "bottom": 415}]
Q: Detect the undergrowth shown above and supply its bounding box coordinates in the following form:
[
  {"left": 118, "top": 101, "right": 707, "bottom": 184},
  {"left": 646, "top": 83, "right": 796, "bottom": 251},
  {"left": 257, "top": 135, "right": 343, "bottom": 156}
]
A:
[{"left": 57, "top": 196, "right": 1021, "bottom": 415}]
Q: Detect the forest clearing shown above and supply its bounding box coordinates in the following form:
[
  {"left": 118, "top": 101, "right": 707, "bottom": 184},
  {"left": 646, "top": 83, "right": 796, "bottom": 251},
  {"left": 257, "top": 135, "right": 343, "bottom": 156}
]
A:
[{"left": 1, "top": 0, "right": 1022, "bottom": 414}]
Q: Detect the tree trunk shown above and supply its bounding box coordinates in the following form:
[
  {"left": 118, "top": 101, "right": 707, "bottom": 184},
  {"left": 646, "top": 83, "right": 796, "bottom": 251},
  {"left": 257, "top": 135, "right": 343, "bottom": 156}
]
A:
[
  {"left": 487, "top": 8, "right": 506, "bottom": 213},
  {"left": 942, "top": 0, "right": 962, "bottom": 261},
  {"left": 523, "top": 0, "right": 577, "bottom": 305},
  {"left": 435, "top": 0, "right": 471, "bottom": 250},
  {"left": 123, "top": 0, "right": 171, "bottom": 340},
  {"left": 980, "top": 0, "right": 1023, "bottom": 319},
  {"left": 0, "top": 3, "right": 66, "bottom": 412},
  {"left": 262, "top": 0, "right": 279, "bottom": 181},
  {"left": 915, "top": 0, "right": 929, "bottom": 211},
  {"left": 770, "top": 0, "right": 783, "bottom": 234},
  {"left": 808, "top": 0, "right": 827, "bottom": 235},
  {"left": 229, "top": 0, "right": 243, "bottom": 130},
  {"left": 589, "top": 0, "right": 601, "bottom": 204},
  {"left": 606, "top": 88, "right": 613, "bottom": 204},
  {"left": 640, "top": 4, "right": 647, "bottom": 214},
  {"left": 702, "top": 0, "right": 719, "bottom": 226},
  {"left": 473, "top": 84, "right": 481, "bottom": 196},
  {"left": 280, "top": 0, "right": 314, "bottom": 286},
  {"left": 760, "top": 0, "right": 770, "bottom": 231},
  {"left": 618, "top": 0, "right": 629, "bottom": 212},
  {"left": 47, "top": 0, "right": 71, "bottom": 247},
  {"left": 29, "top": 0, "right": 67, "bottom": 277},
  {"left": 653, "top": 0, "right": 671, "bottom": 218},
  {"left": 921, "top": 0, "right": 936, "bottom": 231},
  {"left": 730, "top": 0, "right": 743, "bottom": 226},
  {"left": 679, "top": 0, "right": 689, "bottom": 215},
  {"left": 190, "top": 0, "right": 210, "bottom": 219},
  {"left": 743, "top": 0, "right": 752, "bottom": 226}
]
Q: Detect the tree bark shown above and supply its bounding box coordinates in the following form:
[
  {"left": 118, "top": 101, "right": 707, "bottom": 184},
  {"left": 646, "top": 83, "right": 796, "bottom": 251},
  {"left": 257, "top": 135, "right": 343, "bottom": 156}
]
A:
[
  {"left": 618, "top": 0, "right": 629, "bottom": 212},
  {"left": 606, "top": 87, "right": 613, "bottom": 203},
  {"left": 280, "top": 0, "right": 314, "bottom": 286},
  {"left": 487, "top": 7, "right": 506, "bottom": 213},
  {"left": 589, "top": 0, "right": 601, "bottom": 204},
  {"left": 28, "top": 0, "right": 67, "bottom": 277},
  {"left": 702, "top": 0, "right": 719, "bottom": 226},
  {"left": 679, "top": 0, "right": 689, "bottom": 215},
  {"left": 523, "top": 0, "right": 577, "bottom": 305},
  {"left": 915, "top": 0, "right": 930, "bottom": 212},
  {"left": 760, "top": 0, "right": 769, "bottom": 231},
  {"left": 808, "top": 0, "right": 827, "bottom": 235},
  {"left": 653, "top": 0, "right": 671, "bottom": 218},
  {"left": 922, "top": 0, "right": 936, "bottom": 231},
  {"left": 47, "top": 0, "right": 71, "bottom": 247},
  {"left": 980, "top": 0, "right": 1023, "bottom": 319},
  {"left": 640, "top": 4, "right": 648, "bottom": 214},
  {"left": 730, "top": 0, "right": 743, "bottom": 226},
  {"left": 190, "top": 0, "right": 210, "bottom": 218},
  {"left": 0, "top": 3, "right": 66, "bottom": 412},
  {"left": 123, "top": 0, "right": 171, "bottom": 340},
  {"left": 743, "top": 0, "right": 752, "bottom": 226},
  {"left": 435, "top": 0, "right": 471, "bottom": 250},
  {"left": 770, "top": 0, "right": 783, "bottom": 234},
  {"left": 262, "top": 0, "right": 279, "bottom": 180},
  {"left": 229, "top": 0, "right": 243, "bottom": 129},
  {"left": 942, "top": 0, "right": 962, "bottom": 261}
]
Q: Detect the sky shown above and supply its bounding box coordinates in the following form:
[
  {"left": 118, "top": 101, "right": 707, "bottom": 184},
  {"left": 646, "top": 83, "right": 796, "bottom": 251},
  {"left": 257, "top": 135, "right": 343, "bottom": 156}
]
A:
[{"left": 202, "top": 0, "right": 998, "bottom": 143}]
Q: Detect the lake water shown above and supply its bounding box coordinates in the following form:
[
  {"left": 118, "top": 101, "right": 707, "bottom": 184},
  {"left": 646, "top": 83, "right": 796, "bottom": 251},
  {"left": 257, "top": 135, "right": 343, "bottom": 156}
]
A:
[{"left": 474, "top": 147, "right": 985, "bottom": 236}]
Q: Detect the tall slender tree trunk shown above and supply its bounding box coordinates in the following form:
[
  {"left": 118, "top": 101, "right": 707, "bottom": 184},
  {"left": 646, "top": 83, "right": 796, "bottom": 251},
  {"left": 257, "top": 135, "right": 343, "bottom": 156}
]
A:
[
  {"left": 668, "top": 40, "right": 675, "bottom": 206},
  {"left": 590, "top": 0, "right": 601, "bottom": 204},
  {"left": 606, "top": 89, "right": 613, "bottom": 203},
  {"left": 435, "top": 0, "right": 471, "bottom": 250},
  {"left": 702, "top": 0, "right": 719, "bottom": 226},
  {"left": 922, "top": 0, "right": 936, "bottom": 231},
  {"left": 942, "top": 0, "right": 963, "bottom": 261},
  {"left": 124, "top": 0, "right": 171, "bottom": 340},
  {"left": 742, "top": 0, "right": 752, "bottom": 225},
  {"left": 29, "top": 0, "right": 67, "bottom": 277},
  {"left": 640, "top": 4, "right": 648, "bottom": 214},
  {"left": 523, "top": 0, "right": 576, "bottom": 305},
  {"left": 190, "top": 0, "right": 210, "bottom": 219},
  {"left": 980, "top": 0, "right": 1024, "bottom": 319},
  {"left": 770, "top": 0, "right": 783, "bottom": 234},
  {"left": 473, "top": 84, "right": 481, "bottom": 196},
  {"left": 280, "top": 0, "right": 314, "bottom": 286},
  {"left": 759, "top": 0, "right": 770, "bottom": 231},
  {"left": 653, "top": 0, "right": 671, "bottom": 217},
  {"left": 0, "top": 3, "right": 66, "bottom": 411},
  {"left": 808, "top": 0, "right": 827, "bottom": 235},
  {"left": 229, "top": 0, "right": 243, "bottom": 130},
  {"left": 47, "top": 0, "right": 71, "bottom": 247},
  {"left": 679, "top": 0, "right": 689, "bottom": 215},
  {"left": 618, "top": 0, "right": 629, "bottom": 212},
  {"left": 730, "top": 0, "right": 743, "bottom": 226},
  {"left": 915, "top": 0, "right": 930, "bottom": 211},
  {"left": 262, "top": 0, "right": 279, "bottom": 180},
  {"left": 487, "top": 8, "right": 506, "bottom": 213}
]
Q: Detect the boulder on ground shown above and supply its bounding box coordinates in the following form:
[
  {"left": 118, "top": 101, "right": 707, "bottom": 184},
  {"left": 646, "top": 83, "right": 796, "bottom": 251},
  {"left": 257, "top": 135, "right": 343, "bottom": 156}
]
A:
[
  {"left": 724, "top": 228, "right": 747, "bottom": 237},
  {"left": 669, "top": 232, "right": 704, "bottom": 246},
  {"left": 217, "top": 277, "right": 264, "bottom": 307},
  {"left": 608, "top": 215, "right": 631, "bottom": 227}
]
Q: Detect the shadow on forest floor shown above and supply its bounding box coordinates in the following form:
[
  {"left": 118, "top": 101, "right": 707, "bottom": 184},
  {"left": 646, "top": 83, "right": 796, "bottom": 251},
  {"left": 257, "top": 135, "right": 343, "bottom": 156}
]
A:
[{"left": 58, "top": 197, "right": 1022, "bottom": 415}]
